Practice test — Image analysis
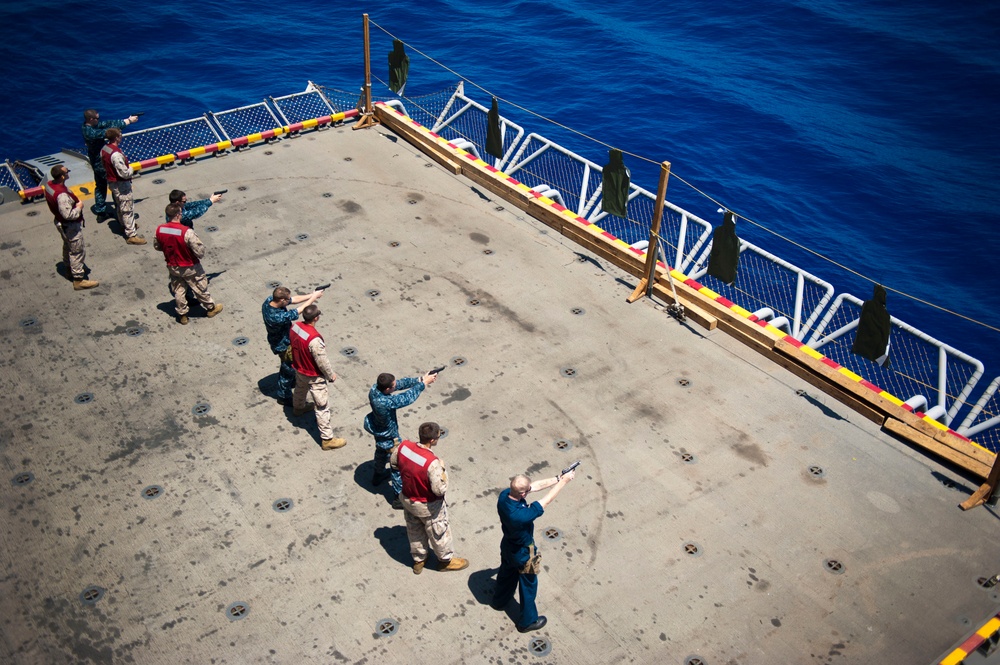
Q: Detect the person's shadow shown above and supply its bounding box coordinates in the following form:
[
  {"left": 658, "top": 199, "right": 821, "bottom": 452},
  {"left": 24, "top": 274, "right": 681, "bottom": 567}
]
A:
[
  {"left": 353, "top": 462, "right": 399, "bottom": 507},
  {"left": 469, "top": 567, "right": 517, "bottom": 622},
  {"left": 373, "top": 525, "right": 411, "bottom": 566}
]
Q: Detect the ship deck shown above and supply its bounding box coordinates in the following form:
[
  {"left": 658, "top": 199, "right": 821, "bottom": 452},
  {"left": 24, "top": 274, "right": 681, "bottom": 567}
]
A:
[{"left": 0, "top": 122, "right": 997, "bottom": 665}]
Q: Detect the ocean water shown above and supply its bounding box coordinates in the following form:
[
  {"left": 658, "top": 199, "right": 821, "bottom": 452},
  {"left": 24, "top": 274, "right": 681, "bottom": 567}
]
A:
[{"left": 2, "top": 0, "right": 998, "bottom": 379}]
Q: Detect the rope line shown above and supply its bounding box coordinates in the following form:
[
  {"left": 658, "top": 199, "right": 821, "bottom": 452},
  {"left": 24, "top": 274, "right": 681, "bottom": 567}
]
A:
[{"left": 367, "top": 18, "right": 1000, "bottom": 336}]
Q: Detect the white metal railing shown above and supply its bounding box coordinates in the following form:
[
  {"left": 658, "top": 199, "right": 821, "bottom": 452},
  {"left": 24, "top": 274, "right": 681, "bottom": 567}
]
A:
[
  {"left": 689, "top": 238, "right": 835, "bottom": 341},
  {"left": 807, "top": 293, "right": 984, "bottom": 426}
]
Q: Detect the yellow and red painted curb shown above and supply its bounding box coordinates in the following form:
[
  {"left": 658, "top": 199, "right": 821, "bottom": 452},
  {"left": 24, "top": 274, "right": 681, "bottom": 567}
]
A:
[
  {"left": 939, "top": 611, "right": 1000, "bottom": 665},
  {"left": 376, "top": 102, "right": 988, "bottom": 456},
  {"left": 19, "top": 109, "right": 358, "bottom": 202}
]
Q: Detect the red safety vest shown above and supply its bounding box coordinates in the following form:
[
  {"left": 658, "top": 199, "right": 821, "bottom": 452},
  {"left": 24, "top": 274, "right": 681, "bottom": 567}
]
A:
[
  {"left": 101, "top": 143, "right": 130, "bottom": 182},
  {"left": 43, "top": 180, "right": 83, "bottom": 225},
  {"left": 154, "top": 222, "right": 196, "bottom": 267},
  {"left": 398, "top": 440, "right": 440, "bottom": 503},
  {"left": 290, "top": 322, "right": 324, "bottom": 377}
]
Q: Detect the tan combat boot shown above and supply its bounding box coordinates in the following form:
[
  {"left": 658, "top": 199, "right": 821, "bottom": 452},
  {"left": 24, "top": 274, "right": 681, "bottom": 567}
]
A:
[
  {"left": 412, "top": 560, "right": 426, "bottom": 575},
  {"left": 126, "top": 235, "right": 147, "bottom": 245},
  {"left": 439, "top": 558, "right": 469, "bottom": 572},
  {"left": 321, "top": 437, "right": 347, "bottom": 450},
  {"left": 73, "top": 279, "right": 99, "bottom": 290},
  {"left": 177, "top": 315, "right": 189, "bottom": 325},
  {"left": 205, "top": 303, "right": 224, "bottom": 318}
]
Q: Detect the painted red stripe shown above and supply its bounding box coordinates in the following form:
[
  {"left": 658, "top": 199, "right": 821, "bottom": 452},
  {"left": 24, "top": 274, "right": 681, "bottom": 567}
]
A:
[
  {"left": 484, "top": 164, "right": 498, "bottom": 173},
  {"left": 138, "top": 159, "right": 159, "bottom": 169},
  {"left": 628, "top": 247, "right": 643, "bottom": 255},
  {"left": 901, "top": 403, "right": 914, "bottom": 412},
  {"left": 231, "top": 137, "right": 249, "bottom": 147},
  {"left": 859, "top": 380, "right": 883, "bottom": 393},
  {"left": 428, "top": 131, "right": 440, "bottom": 139},
  {"left": 717, "top": 297, "right": 735, "bottom": 308},
  {"left": 948, "top": 430, "right": 972, "bottom": 443},
  {"left": 656, "top": 260, "right": 667, "bottom": 268},
  {"left": 601, "top": 231, "right": 616, "bottom": 240},
  {"left": 464, "top": 153, "right": 477, "bottom": 161},
  {"left": 575, "top": 217, "right": 590, "bottom": 226},
  {"left": 288, "top": 122, "right": 305, "bottom": 132},
  {"left": 261, "top": 130, "right": 278, "bottom": 139},
  {"left": 684, "top": 278, "right": 703, "bottom": 290},
  {"left": 958, "top": 633, "right": 985, "bottom": 653},
  {"left": 551, "top": 202, "right": 566, "bottom": 212},
  {"left": 344, "top": 109, "right": 359, "bottom": 119},
  {"left": 317, "top": 115, "right": 333, "bottom": 124},
  {"left": 821, "top": 358, "right": 840, "bottom": 369},
  {"left": 23, "top": 185, "right": 43, "bottom": 198},
  {"left": 506, "top": 177, "right": 518, "bottom": 185},
  {"left": 783, "top": 336, "right": 803, "bottom": 347}
]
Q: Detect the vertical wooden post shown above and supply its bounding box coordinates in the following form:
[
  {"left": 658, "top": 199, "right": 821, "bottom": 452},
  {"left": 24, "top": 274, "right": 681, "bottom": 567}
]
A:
[
  {"left": 960, "top": 452, "right": 1000, "bottom": 510},
  {"left": 353, "top": 13, "right": 379, "bottom": 130},
  {"left": 627, "top": 161, "right": 671, "bottom": 303}
]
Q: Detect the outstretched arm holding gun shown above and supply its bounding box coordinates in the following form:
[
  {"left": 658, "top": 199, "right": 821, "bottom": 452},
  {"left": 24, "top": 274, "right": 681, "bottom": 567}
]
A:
[{"left": 527, "top": 461, "right": 578, "bottom": 508}]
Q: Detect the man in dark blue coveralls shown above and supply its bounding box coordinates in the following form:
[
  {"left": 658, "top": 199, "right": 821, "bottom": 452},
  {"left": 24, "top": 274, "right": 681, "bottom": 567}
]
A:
[
  {"left": 168, "top": 189, "right": 224, "bottom": 228},
  {"left": 261, "top": 286, "right": 325, "bottom": 404},
  {"left": 81, "top": 109, "right": 138, "bottom": 217},
  {"left": 492, "top": 469, "right": 576, "bottom": 633},
  {"left": 366, "top": 371, "right": 437, "bottom": 508}
]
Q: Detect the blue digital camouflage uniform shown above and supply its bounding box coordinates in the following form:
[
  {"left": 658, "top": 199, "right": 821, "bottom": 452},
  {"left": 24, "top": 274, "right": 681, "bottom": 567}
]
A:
[
  {"left": 367, "top": 377, "right": 424, "bottom": 494},
  {"left": 261, "top": 295, "right": 300, "bottom": 401},
  {"left": 81, "top": 118, "right": 127, "bottom": 215},
  {"left": 176, "top": 199, "right": 213, "bottom": 228},
  {"left": 494, "top": 488, "right": 545, "bottom": 629}
]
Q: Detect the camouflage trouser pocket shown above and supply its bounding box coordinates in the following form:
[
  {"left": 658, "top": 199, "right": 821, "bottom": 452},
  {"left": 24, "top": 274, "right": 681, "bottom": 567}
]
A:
[
  {"left": 281, "top": 347, "right": 293, "bottom": 364},
  {"left": 431, "top": 505, "right": 449, "bottom": 539}
]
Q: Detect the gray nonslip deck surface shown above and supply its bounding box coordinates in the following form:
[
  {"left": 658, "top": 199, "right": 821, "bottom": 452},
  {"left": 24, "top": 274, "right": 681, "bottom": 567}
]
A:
[{"left": 1, "top": 125, "right": 997, "bottom": 664}]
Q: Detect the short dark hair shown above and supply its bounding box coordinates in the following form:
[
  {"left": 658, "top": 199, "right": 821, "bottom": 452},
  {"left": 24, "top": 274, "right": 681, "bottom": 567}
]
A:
[
  {"left": 50, "top": 165, "right": 64, "bottom": 179},
  {"left": 419, "top": 422, "right": 440, "bottom": 444},
  {"left": 376, "top": 373, "right": 395, "bottom": 393},
  {"left": 302, "top": 304, "right": 321, "bottom": 322},
  {"left": 83, "top": 109, "right": 99, "bottom": 121},
  {"left": 272, "top": 286, "right": 291, "bottom": 301},
  {"left": 105, "top": 127, "right": 121, "bottom": 142},
  {"left": 164, "top": 203, "right": 183, "bottom": 221},
  {"left": 169, "top": 189, "right": 185, "bottom": 203}
]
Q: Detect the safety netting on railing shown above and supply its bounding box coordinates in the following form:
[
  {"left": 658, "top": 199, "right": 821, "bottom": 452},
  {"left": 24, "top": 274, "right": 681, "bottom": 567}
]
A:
[
  {"left": 960, "top": 377, "right": 1000, "bottom": 453},
  {"left": 424, "top": 85, "right": 524, "bottom": 171},
  {"left": 688, "top": 241, "right": 835, "bottom": 341},
  {"left": 807, "top": 294, "right": 984, "bottom": 430},
  {"left": 389, "top": 85, "right": 463, "bottom": 130},
  {"left": 212, "top": 102, "right": 282, "bottom": 141},
  {"left": 120, "top": 118, "right": 222, "bottom": 163},
  {"left": 0, "top": 162, "right": 20, "bottom": 192},
  {"left": 270, "top": 89, "right": 334, "bottom": 125}
]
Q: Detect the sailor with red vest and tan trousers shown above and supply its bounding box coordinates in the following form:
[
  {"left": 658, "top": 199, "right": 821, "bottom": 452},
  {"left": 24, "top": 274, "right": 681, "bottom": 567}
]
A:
[
  {"left": 154, "top": 203, "right": 224, "bottom": 325},
  {"left": 390, "top": 422, "right": 469, "bottom": 574},
  {"left": 44, "top": 165, "right": 98, "bottom": 290},
  {"left": 289, "top": 304, "right": 347, "bottom": 451},
  {"left": 101, "top": 127, "right": 146, "bottom": 245}
]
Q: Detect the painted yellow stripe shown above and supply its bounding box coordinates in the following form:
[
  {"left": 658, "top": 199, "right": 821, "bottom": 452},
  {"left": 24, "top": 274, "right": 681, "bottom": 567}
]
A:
[
  {"left": 880, "top": 393, "right": 905, "bottom": 407},
  {"left": 332, "top": 111, "right": 346, "bottom": 122},
  {"left": 217, "top": 140, "right": 232, "bottom": 150},
  {"left": 923, "top": 416, "right": 949, "bottom": 432},
  {"left": 731, "top": 305, "right": 753, "bottom": 318},
  {"left": 537, "top": 195, "right": 554, "bottom": 205},
  {"left": 301, "top": 119, "right": 318, "bottom": 129},
  {"left": 561, "top": 208, "right": 579, "bottom": 220},
  {"left": 797, "top": 345, "right": 826, "bottom": 360},
  {"left": 940, "top": 650, "right": 967, "bottom": 665},
  {"left": 190, "top": 146, "right": 207, "bottom": 157},
  {"left": 248, "top": 133, "right": 263, "bottom": 143},
  {"left": 698, "top": 286, "right": 722, "bottom": 299},
  {"left": 977, "top": 617, "right": 1000, "bottom": 637},
  {"left": 837, "top": 367, "right": 863, "bottom": 382},
  {"left": 762, "top": 324, "right": 786, "bottom": 338},
  {"left": 157, "top": 155, "right": 175, "bottom": 165}
]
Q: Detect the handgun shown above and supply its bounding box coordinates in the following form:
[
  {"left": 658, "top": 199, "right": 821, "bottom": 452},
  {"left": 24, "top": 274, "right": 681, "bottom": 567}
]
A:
[
  {"left": 560, "top": 460, "right": 581, "bottom": 477},
  {"left": 316, "top": 283, "right": 331, "bottom": 290},
  {"left": 428, "top": 366, "right": 446, "bottom": 375},
  {"left": 134, "top": 111, "right": 146, "bottom": 116},
  {"left": 213, "top": 189, "right": 228, "bottom": 195}
]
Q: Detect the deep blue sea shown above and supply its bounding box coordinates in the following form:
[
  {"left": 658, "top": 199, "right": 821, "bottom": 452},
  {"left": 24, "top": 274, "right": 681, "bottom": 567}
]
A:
[{"left": 2, "top": 0, "right": 999, "bottom": 379}]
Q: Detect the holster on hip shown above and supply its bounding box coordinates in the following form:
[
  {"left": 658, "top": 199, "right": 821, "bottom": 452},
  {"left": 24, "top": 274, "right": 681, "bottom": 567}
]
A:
[{"left": 520, "top": 543, "right": 542, "bottom": 575}]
